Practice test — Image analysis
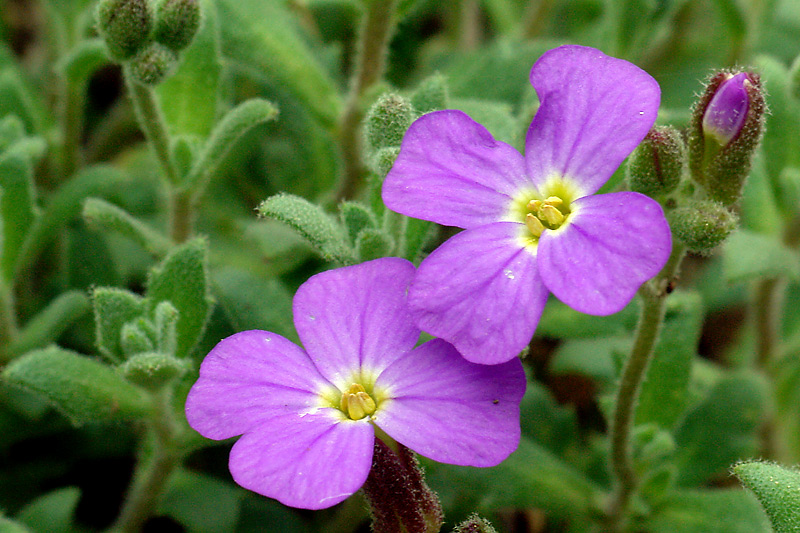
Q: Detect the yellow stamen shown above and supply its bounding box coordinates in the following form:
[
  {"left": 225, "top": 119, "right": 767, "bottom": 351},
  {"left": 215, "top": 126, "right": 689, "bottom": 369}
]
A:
[
  {"left": 539, "top": 204, "right": 565, "bottom": 226},
  {"left": 525, "top": 213, "right": 545, "bottom": 237},
  {"left": 340, "top": 383, "right": 377, "bottom": 420},
  {"left": 544, "top": 196, "right": 563, "bottom": 206},
  {"left": 526, "top": 199, "right": 542, "bottom": 212}
]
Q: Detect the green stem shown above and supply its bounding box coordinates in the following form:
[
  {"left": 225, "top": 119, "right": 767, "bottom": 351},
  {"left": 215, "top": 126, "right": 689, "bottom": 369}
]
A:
[
  {"left": 606, "top": 242, "right": 686, "bottom": 531},
  {"left": 123, "top": 67, "right": 180, "bottom": 186},
  {"left": 169, "top": 188, "right": 195, "bottom": 244},
  {"left": 0, "top": 278, "right": 19, "bottom": 363},
  {"left": 336, "top": 0, "right": 398, "bottom": 201},
  {"left": 111, "top": 388, "right": 183, "bottom": 533}
]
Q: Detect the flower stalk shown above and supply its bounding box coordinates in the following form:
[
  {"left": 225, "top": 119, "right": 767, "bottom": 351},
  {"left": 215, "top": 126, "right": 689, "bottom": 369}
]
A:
[
  {"left": 606, "top": 241, "right": 686, "bottom": 531},
  {"left": 337, "top": 0, "right": 399, "bottom": 200}
]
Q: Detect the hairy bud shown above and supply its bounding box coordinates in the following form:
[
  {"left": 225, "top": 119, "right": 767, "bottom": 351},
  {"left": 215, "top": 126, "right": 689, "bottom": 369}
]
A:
[
  {"left": 154, "top": 0, "right": 202, "bottom": 52},
  {"left": 669, "top": 199, "right": 738, "bottom": 254},
  {"left": 128, "top": 42, "right": 179, "bottom": 85},
  {"left": 626, "top": 125, "right": 686, "bottom": 197},
  {"left": 96, "top": 0, "right": 153, "bottom": 60}
]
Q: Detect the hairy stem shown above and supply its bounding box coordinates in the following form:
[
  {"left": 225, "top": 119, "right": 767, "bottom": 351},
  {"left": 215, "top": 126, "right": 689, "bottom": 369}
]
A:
[
  {"left": 606, "top": 243, "right": 686, "bottom": 531},
  {"left": 336, "top": 0, "right": 398, "bottom": 201}
]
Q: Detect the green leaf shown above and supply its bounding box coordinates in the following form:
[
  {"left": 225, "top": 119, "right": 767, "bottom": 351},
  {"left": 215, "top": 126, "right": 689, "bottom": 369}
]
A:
[
  {"left": 93, "top": 287, "right": 148, "bottom": 363},
  {"left": 56, "top": 38, "right": 110, "bottom": 85},
  {"left": 339, "top": 201, "right": 377, "bottom": 245},
  {"left": 673, "top": 373, "right": 768, "bottom": 486},
  {"left": 0, "top": 517, "right": 32, "bottom": 532},
  {"left": 216, "top": 0, "right": 341, "bottom": 128},
  {"left": 15, "top": 487, "right": 80, "bottom": 533},
  {"left": 644, "top": 488, "right": 772, "bottom": 533},
  {"left": 146, "top": 238, "right": 213, "bottom": 358},
  {"left": 0, "top": 68, "right": 47, "bottom": 135},
  {"left": 157, "top": 0, "right": 221, "bottom": 138},
  {"left": 213, "top": 267, "right": 296, "bottom": 343},
  {"left": 424, "top": 437, "right": 601, "bottom": 521},
  {"left": 723, "top": 229, "right": 800, "bottom": 283},
  {"left": 355, "top": 227, "right": 394, "bottom": 261},
  {"left": 734, "top": 461, "right": 800, "bottom": 532},
  {"left": 2, "top": 346, "right": 152, "bottom": 425},
  {"left": 186, "top": 98, "right": 279, "bottom": 192},
  {"left": 158, "top": 469, "right": 241, "bottom": 533},
  {"left": 9, "top": 291, "right": 90, "bottom": 357},
  {"left": 13, "top": 165, "right": 128, "bottom": 282},
  {"left": 257, "top": 193, "right": 356, "bottom": 265},
  {"left": 636, "top": 291, "right": 703, "bottom": 429},
  {"left": 82, "top": 197, "right": 171, "bottom": 256},
  {"left": 537, "top": 298, "right": 638, "bottom": 339},
  {"left": 0, "top": 151, "right": 37, "bottom": 280}
]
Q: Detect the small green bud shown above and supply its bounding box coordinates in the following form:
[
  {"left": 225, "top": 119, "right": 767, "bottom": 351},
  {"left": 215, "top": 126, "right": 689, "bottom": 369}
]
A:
[
  {"left": 454, "top": 514, "right": 498, "bottom": 533},
  {"left": 153, "top": 0, "right": 202, "bottom": 52},
  {"left": 626, "top": 125, "right": 686, "bottom": 196},
  {"left": 120, "top": 322, "right": 155, "bottom": 356},
  {"left": 339, "top": 201, "right": 377, "bottom": 245},
  {"left": 364, "top": 93, "right": 415, "bottom": 153},
  {"left": 128, "top": 42, "right": 179, "bottom": 85},
  {"left": 371, "top": 146, "right": 400, "bottom": 177},
  {"left": 669, "top": 199, "right": 738, "bottom": 254},
  {"left": 411, "top": 73, "right": 449, "bottom": 114},
  {"left": 687, "top": 71, "right": 766, "bottom": 206},
  {"left": 153, "top": 300, "right": 178, "bottom": 355},
  {"left": 96, "top": 0, "right": 153, "bottom": 61},
  {"left": 120, "top": 351, "right": 187, "bottom": 391}
]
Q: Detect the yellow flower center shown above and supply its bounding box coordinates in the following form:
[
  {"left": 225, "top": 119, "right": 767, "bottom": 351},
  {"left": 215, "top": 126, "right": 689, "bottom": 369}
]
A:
[
  {"left": 340, "top": 383, "right": 377, "bottom": 420},
  {"left": 524, "top": 196, "right": 570, "bottom": 237}
]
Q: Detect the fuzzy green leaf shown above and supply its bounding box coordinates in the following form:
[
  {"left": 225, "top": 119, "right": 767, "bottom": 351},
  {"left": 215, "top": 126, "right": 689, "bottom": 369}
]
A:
[
  {"left": 57, "top": 38, "right": 110, "bottom": 85},
  {"left": 0, "top": 151, "right": 37, "bottom": 279},
  {"left": 257, "top": 193, "right": 356, "bottom": 265},
  {"left": 82, "top": 197, "right": 171, "bottom": 256},
  {"left": 723, "top": 230, "right": 800, "bottom": 283},
  {"left": 9, "top": 291, "right": 90, "bottom": 357},
  {"left": 158, "top": 469, "right": 241, "bottom": 533},
  {"left": 644, "top": 488, "right": 772, "bottom": 532},
  {"left": 734, "top": 461, "right": 800, "bottom": 532},
  {"left": 146, "top": 238, "right": 213, "bottom": 358},
  {"left": 93, "top": 287, "right": 148, "bottom": 363},
  {"left": 15, "top": 487, "right": 80, "bottom": 533},
  {"left": 2, "top": 346, "right": 152, "bottom": 425}
]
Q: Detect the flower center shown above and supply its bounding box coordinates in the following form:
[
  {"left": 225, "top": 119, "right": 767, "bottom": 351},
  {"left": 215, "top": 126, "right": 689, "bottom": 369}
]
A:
[
  {"left": 340, "top": 383, "right": 377, "bottom": 420},
  {"left": 524, "top": 196, "right": 570, "bottom": 237}
]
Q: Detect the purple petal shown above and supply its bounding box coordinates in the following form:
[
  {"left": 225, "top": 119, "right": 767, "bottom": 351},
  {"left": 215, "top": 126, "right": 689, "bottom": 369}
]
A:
[
  {"left": 703, "top": 72, "right": 749, "bottom": 145},
  {"left": 383, "top": 110, "right": 528, "bottom": 229},
  {"left": 293, "top": 258, "right": 419, "bottom": 387},
  {"left": 408, "top": 222, "right": 548, "bottom": 365},
  {"left": 185, "top": 330, "right": 330, "bottom": 440},
  {"left": 374, "top": 339, "right": 525, "bottom": 467},
  {"left": 229, "top": 411, "right": 375, "bottom": 509},
  {"left": 525, "top": 45, "right": 660, "bottom": 195},
  {"left": 538, "top": 192, "right": 672, "bottom": 315}
]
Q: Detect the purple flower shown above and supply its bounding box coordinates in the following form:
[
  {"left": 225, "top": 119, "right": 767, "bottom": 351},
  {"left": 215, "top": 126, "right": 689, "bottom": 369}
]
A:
[
  {"left": 701, "top": 72, "right": 750, "bottom": 146},
  {"left": 382, "top": 45, "right": 672, "bottom": 365},
  {"left": 185, "top": 258, "right": 525, "bottom": 510}
]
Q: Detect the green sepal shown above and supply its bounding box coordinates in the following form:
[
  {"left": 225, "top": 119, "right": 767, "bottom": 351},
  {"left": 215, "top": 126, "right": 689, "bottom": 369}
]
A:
[
  {"left": 82, "top": 197, "right": 171, "bottom": 256},
  {"left": 15, "top": 486, "right": 81, "bottom": 533},
  {"left": 128, "top": 42, "right": 179, "bottom": 85},
  {"left": 120, "top": 351, "right": 187, "bottom": 391},
  {"left": 257, "top": 193, "right": 356, "bottom": 265},
  {"left": 0, "top": 150, "right": 38, "bottom": 279},
  {"left": 370, "top": 145, "right": 400, "bottom": 177},
  {"left": 95, "top": 0, "right": 153, "bottom": 61},
  {"left": 146, "top": 238, "right": 213, "bottom": 359},
  {"left": 734, "top": 461, "right": 800, "bottom": 533},
  {"left": 670, "top": 199, "right": 738, "bottom": 254},
  {"left": 156, "top": 0, "right": 220, "bottom": 139},
  {"left": 626, "top": 125, "right": 686, "bottom": 197},
  {"left": 355, "top": 227, "right": 394, "bottom": 261},
  {"left": 92, "top": 287, "right": 148, "bottom": 363},
  {"left": 723, "top": 230, "right": 800, "bottom": 284},
  {"left": 56, "top": 38, "right": 110, "bottom": 85},
  {"left": 185, "top": 98, "right": 278, "bottom": 192},
  {"left": 339, "top": 201, "right": 377, "bottom": 245},
  {"left": 411, "top": 72, "right": 449, "bottom": 114},
  {"left": 8, "top": 291, "right": 90, "bottom": 358},
  {"left": 154, "top": 0, "right": 202, "bottom": 52},
  {"left": 120, "top": 322, "right": 155, "bottom": 356},
  {"left": 1, "top": 346, "right": 152, "bottom": 425},
  {"left": 364, "top": 93, "right": 415, "bottom": 154}
]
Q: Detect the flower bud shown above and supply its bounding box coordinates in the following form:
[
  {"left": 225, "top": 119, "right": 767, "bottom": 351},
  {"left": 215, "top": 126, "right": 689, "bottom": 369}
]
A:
[
  {"left": 687, "top": 71, "right": 766, "bottom": 206},
  {"left": 454, "top": 514, "right": 499, "bottom": 533},
  {"left": 364, "top": 93, "right": 415, "bottom": 153},
  {"left": 411, "top": 73, "right": 449, "bottom": 114},
  {"left": 626, "top": 125, "right": 686, "bottom": 197},
  {"left": 128, "top": 42, "right": 179, "bottom": 85},
  {"left": 96, "top": 0, "right": 153, "bottom": 61},
  {"left": 154, "top": 0, "right": 202, "bottom": 52},
  {"left": 669, "top": 199, "right": 738, "bottom": 254},
  {"left": 120, "top": 351, "right": 187, "bottom": 391},
  {"left": 361, "top": 439, "right": 444, "bottom": 533}
]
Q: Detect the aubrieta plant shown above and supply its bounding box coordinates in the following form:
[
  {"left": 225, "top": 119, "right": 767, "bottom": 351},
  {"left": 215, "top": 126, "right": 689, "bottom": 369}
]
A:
[{"left": 4, "top": 1, "right": 800, "bottom": 532}]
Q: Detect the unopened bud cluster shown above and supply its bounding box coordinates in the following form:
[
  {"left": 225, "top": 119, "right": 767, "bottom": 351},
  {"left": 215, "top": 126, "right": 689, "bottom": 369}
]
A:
[{"left": 96, "top": 0, "right": 201, "bottom": 85}]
